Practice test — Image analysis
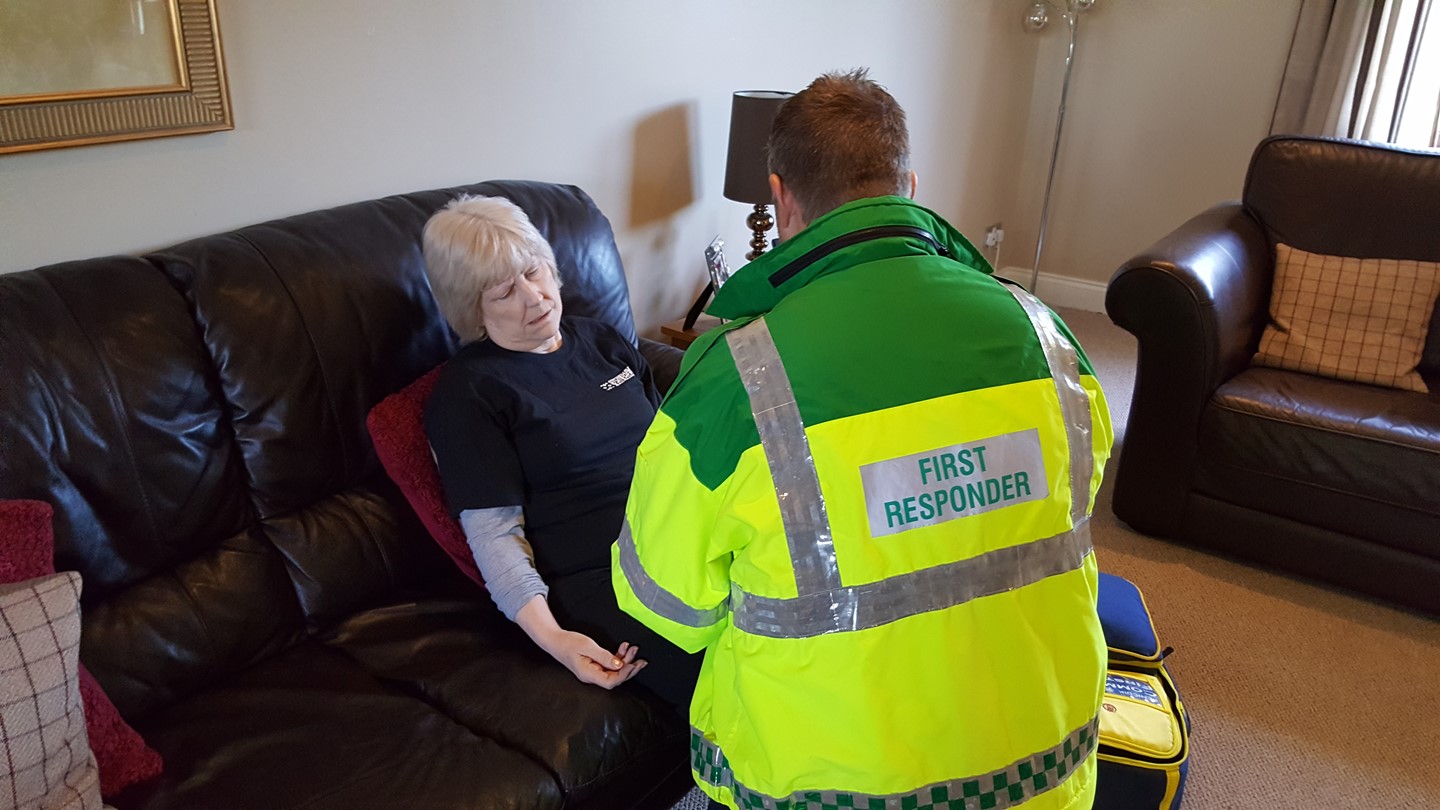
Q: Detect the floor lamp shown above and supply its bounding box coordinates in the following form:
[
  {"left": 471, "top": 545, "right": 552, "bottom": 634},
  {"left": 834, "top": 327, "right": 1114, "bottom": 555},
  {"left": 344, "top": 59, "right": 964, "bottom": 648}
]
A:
[{"left": 1024, "top": 0, "right": 1098, "bottom": 294}]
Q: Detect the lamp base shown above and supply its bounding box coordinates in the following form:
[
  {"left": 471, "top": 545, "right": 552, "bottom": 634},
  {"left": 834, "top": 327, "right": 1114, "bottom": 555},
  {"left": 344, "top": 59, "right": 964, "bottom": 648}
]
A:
[{"left": 746, "top": 204, "right": 775, "bottom": 261}]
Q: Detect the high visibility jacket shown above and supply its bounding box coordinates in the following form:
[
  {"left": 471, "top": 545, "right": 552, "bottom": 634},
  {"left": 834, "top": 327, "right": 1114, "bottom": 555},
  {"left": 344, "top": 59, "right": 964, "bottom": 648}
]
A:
[{"left": 613, "top": 197, "right": 1113, "bottom": 810}]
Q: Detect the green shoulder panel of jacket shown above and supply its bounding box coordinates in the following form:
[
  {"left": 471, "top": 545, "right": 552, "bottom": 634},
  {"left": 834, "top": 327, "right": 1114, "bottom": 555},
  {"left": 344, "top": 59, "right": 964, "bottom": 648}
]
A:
[{"left": 664, "top": 196, "right": 1097, "bottom": 492}]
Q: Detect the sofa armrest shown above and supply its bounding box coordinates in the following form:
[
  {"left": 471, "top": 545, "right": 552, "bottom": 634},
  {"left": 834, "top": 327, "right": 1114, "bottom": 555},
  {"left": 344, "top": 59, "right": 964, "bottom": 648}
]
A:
[
  {"left": 639, "top": 337, "right": 683, "bottom": 395},
  {"left": 1105, "top": 202, "right": 1272, "bottom": 534}
]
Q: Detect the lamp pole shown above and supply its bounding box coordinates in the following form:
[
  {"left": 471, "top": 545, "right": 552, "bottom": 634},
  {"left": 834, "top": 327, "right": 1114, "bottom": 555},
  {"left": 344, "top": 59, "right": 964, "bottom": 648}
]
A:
[{"left": 1024, "top": 0, "right": 1097, "bottom": 294}]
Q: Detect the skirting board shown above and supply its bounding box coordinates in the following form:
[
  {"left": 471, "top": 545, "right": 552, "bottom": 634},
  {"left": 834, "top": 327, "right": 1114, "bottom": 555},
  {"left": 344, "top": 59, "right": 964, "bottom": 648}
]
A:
[{"left": 994, "top": 267, "right": 1108, "bottom": 313}]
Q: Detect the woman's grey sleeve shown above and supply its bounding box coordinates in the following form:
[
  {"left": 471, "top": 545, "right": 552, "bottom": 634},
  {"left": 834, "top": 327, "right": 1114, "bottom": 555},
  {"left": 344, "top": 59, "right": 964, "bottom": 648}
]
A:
[{"left": 459, "top": 506, "right": 549, "bottom": 621}]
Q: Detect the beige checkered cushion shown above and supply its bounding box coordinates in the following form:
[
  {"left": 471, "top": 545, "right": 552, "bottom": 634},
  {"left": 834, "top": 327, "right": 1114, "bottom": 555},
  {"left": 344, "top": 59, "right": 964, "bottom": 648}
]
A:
[
  {"left": 0, "top": 572, "right": 102, "bottom": 810},
  {"left": 1255, "top": 243, "right": 1440, "bottom": 393}
]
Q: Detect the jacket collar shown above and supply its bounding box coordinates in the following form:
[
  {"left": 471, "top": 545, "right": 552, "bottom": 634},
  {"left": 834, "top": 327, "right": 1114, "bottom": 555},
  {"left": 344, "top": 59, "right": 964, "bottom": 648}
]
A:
[{"left": 708, "top": 196, "right": 991, "bottom": 320}]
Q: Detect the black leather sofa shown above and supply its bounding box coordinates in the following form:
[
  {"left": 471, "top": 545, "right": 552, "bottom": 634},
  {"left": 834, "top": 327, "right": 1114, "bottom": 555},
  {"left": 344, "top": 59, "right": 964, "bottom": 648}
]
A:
[
  {"left": 1106, "top": 136, "right": 1440, "bottom": 614},
  {"left": 0, "top": 181, "right": 691, "bottom": 808}
]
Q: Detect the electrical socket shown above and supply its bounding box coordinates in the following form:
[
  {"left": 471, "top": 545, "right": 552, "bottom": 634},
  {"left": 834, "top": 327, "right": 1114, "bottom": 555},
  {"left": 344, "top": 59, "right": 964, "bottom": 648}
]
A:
[{"left": 983, "top": 222, "right": 1005, "bottom": 248}]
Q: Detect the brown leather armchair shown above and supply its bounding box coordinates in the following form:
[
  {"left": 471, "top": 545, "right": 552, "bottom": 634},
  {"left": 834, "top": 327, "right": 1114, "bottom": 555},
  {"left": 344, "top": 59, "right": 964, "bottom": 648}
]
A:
[{"left": 1106, "top": 136, "right": 1440, "bottom": 614}]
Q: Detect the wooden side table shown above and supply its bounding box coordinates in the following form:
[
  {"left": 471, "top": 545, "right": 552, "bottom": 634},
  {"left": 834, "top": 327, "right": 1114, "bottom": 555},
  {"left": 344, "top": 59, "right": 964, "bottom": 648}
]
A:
[{"left": 659, "top": 315, "right": 722, "bottom": 349}]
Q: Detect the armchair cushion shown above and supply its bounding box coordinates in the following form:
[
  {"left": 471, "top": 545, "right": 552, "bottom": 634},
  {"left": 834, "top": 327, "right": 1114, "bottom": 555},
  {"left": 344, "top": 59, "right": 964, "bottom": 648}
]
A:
[
  {"left": 1255, "top": 243, "right": 1440, "bottom": 393},
  {"left": 1195, "top": 367, "right": 1440, "bottom": 558}
]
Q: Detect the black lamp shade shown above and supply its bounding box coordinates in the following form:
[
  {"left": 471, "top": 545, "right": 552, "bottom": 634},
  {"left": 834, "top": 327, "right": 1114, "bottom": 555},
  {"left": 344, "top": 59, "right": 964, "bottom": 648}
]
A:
[{"left": 723, "top": 91, "right": 793, "bottom": 205}]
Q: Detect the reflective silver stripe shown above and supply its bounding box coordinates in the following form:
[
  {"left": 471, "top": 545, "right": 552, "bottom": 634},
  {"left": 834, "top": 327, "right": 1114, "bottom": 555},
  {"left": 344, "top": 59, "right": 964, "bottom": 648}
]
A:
[
  {"left": 726, "top": 319, "right": 842, "bottom": 595},
  {"left": 617, "top": 520, "right": 728, "bottom": 628},
  {"left": 999, "top": 284, "right": 1094, "bottom": 525},
  {"left": 692, "top": 717, "right": 1099, "bottom": 809},
  {"left": 725, "top": 297, "right": 1095, "bottom": 639},
  {"left": 733, "top": 521, "right": 1092, "bottom": 638}
]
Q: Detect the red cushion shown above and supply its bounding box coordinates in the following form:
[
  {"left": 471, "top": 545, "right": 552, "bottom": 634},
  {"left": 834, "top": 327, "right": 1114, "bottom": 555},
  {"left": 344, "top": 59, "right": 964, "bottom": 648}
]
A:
[
  {"left": 0, "top": 499, "right": 52, "bottom": 583},
  {"left": 0, "top": 499, "right": 164, "bottom": 801},
  {"left": 367, "top": 365, "right": 485, "bottom": 588}
]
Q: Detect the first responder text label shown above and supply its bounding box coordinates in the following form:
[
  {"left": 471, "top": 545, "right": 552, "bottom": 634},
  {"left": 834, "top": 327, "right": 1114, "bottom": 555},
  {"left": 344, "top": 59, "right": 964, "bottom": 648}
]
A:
[{"left": 859, "top": 428, "right": 1049, "bottom": 538}]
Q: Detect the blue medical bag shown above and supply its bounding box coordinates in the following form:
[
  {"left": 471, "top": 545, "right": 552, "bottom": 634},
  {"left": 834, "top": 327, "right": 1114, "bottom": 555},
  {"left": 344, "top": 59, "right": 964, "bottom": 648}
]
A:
[{"left": 1095, "top": 573, "right": 1191, "bottom": 809}]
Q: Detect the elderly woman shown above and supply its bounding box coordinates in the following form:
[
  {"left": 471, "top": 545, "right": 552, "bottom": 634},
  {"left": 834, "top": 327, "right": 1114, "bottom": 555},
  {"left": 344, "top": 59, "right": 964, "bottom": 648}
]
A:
[{"left": 421, "top": 195, "right": 698, "bottom": 712}]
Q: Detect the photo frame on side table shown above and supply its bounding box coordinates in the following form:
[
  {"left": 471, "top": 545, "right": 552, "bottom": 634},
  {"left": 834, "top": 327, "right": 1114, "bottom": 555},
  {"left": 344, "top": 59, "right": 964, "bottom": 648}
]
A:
[
  {"left": 684, "top": 236, "right": 730, "bottom": 331},
  {"left": 705, "top": 235, "right": 732, "bottom": 292},
  {"left": 0, "top": 0, "right": 232, "bottom": 155}
]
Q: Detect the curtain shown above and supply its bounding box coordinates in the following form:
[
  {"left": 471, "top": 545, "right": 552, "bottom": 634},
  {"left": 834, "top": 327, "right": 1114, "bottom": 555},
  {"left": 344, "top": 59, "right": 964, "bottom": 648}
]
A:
[{"left": 1272, "top": 0, "right": 1439, "bottom": 148}]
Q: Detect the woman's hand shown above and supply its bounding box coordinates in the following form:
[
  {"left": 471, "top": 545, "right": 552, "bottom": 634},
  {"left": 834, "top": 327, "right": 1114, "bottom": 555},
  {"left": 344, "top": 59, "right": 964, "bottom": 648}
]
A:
[
  {"left": 543, "top": 634, "right": 646, "bottom": 689},
  {"left": 514, "top": 594, "right": 647, "bottom": 689}
]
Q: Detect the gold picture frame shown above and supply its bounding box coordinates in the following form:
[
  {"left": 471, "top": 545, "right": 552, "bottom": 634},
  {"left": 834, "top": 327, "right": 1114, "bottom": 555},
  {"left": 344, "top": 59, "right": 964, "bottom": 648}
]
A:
[{"left": 0, "top": 0, "right": 232, "bottom": 155}]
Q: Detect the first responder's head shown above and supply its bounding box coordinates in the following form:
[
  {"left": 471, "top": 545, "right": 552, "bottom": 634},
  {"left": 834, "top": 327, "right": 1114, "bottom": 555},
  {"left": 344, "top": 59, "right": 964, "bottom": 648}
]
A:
[
  {"left": 767, "top": 68, "right": 918, "bottom": 240},
  {"left": 422, "top": 195, "right": 565, "bottom": 353}
]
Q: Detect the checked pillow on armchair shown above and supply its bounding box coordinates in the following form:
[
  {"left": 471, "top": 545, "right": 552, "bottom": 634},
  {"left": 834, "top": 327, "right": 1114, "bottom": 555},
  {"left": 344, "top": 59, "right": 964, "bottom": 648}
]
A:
[{"left": 367, "top": 364, "right": 486, "bottom": 589}]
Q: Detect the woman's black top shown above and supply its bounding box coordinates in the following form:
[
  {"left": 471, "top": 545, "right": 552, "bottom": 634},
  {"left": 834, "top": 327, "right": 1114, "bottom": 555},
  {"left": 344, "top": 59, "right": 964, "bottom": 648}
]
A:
[{"left": 425, "top": 316, "right": 660, "bottom": 577}]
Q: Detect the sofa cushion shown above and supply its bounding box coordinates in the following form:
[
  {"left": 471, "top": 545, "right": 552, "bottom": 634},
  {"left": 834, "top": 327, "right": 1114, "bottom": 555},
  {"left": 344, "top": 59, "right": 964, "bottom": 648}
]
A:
[
  {"left": 0, "top": 572, "right": 101, "bottom": 810},
  {"left": 1194, "top": 367, "right": 1440, "bottom": 558},
  {"left": 262, "top": 485, "right": 441, "bottom": 633},
  {"left": 131, "top": 634, "right": 565, "bottom": 810},
  {"left": 0, "top": 500, "right": 164, "bottom": 801},
  {"left": 131, "top": 597, "right": 684, "bottom": 810},
  {"left": 367, "top": 365, "right": 485, "bottom": 589},
  {"left": 320, "top": 598, "right": 688, "bottom": 806},
  {"left": 151, "top": 197, "right": 458, "bottom": 521},
  {"left": 0, "top": 261, "right": 253, "bottom": 601},
  {"left": 0, "top": 500, "right": 54, "bottom": 583},
  {"left": 77, "top": 668, "right": 162, "bottom": 804},
  {"left": 80, "top": 527, "right": 304, "bottom": 723},
  {"left": 1255, "top": 243, "right": 1440, "bottom": 393}
]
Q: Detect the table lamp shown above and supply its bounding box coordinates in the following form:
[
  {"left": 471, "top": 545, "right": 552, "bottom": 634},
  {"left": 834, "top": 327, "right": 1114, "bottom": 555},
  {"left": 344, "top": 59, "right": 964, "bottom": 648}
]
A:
[{"left": 723, "top": 90, "right": 793, "bottom": 260}]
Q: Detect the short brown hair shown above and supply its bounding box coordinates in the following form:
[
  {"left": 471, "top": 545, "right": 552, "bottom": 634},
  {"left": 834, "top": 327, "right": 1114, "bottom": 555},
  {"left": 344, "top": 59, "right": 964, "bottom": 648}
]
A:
[{"left": 767, "top": 69, "right": 911, "bottom": 221}]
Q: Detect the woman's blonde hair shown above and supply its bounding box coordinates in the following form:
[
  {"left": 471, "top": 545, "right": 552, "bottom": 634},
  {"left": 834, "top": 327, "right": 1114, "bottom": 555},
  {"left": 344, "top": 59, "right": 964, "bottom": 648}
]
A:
[{"left": 421, "top": 195, "right": 561, "bottom": 343}]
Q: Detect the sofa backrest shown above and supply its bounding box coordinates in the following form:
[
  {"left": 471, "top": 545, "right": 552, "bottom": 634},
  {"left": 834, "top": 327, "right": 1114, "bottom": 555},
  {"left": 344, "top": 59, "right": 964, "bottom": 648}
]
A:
[
  {"left": 0, "top": 180, "right": 633, "bottom": 721},
  {"left": 1243, "top": 135, "right": 1440, "bottom": 385}
]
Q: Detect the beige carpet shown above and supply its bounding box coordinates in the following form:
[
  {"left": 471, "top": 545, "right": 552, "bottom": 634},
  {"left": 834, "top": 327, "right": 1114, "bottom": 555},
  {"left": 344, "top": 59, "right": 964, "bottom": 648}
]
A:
[{"left": 673, "top": 308, "right": 1440, "bottom": 809}]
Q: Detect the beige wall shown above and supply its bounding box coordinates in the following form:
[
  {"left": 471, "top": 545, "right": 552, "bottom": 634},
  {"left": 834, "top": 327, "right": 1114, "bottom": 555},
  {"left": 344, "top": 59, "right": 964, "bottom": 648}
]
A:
[
  {"left": 0, "top": 0, "right": 1037, "bottom": 333},
  {"left": 1008, "top": 0, "right": 1302, "bottom": 293}
]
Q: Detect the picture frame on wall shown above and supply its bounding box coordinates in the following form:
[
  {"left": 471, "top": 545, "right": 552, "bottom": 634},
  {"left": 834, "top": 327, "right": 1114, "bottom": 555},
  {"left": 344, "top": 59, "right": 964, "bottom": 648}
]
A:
[{"left": 0, "top": 0, "right": 232, "bottom": 155}]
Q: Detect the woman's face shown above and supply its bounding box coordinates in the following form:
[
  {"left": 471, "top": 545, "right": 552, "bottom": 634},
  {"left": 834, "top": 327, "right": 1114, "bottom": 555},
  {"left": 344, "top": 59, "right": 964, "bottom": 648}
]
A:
[{"left": 480, "top": 261, "right": 563, "bottom": 353}]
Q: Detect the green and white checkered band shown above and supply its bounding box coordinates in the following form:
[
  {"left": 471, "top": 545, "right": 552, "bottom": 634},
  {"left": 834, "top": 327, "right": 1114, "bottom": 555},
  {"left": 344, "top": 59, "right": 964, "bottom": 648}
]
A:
[
  {"left": 691, "top": 719, "right": 1098, "bottom": 810},
  {"left": 996, "top": 284, "right": 1093, "bottom": 526}
]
